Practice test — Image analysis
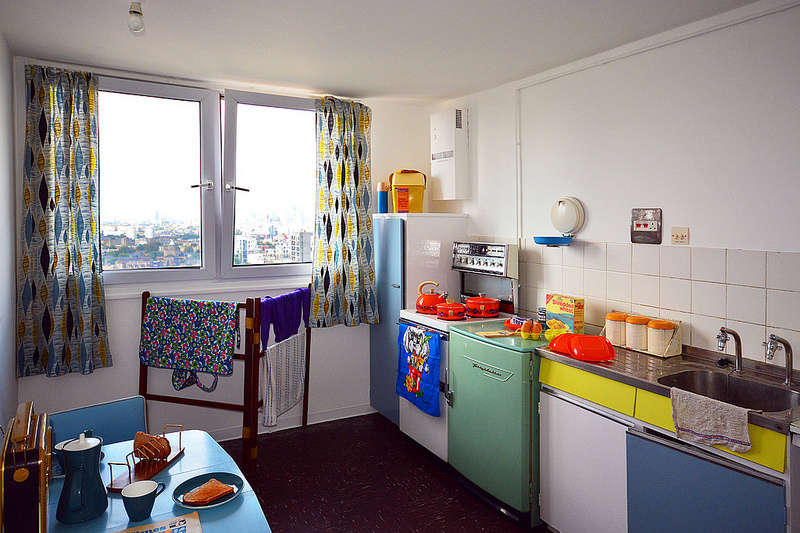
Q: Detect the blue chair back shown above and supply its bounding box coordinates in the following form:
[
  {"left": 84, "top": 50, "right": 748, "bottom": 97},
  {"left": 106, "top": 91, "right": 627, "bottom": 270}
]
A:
[{"left": 49, "top": 395, "right": 147, "bottom": 447}]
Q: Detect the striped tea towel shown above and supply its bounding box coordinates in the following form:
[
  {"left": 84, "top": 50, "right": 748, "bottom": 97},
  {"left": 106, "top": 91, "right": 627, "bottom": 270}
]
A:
[
  {"left": 261, "top": 329, "right": 306, "bottom": 427},
  {"left": 670, "top": 387, "right": 752, "bottom": 453}
]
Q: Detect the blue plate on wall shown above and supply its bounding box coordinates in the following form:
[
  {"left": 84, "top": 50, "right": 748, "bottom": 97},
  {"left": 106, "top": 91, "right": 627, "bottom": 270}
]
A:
[
  {"left": 172, "top": 472, "right": 244, "bottom": 509},
  {"left": 534, "top": 236, "right": 573, "bottom": 246}
]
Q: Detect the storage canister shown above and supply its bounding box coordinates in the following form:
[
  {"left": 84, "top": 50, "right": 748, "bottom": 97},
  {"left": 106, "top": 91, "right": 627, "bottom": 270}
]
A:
[
  {"left": 389, "top": 169, "right": 426, "bottom": 213},
  {"left": 648, "top": 319, "right": 676, "bottom": 355},
  {"left": 377, "top": 181, "right": 389, "bottom": 213},
  {"left": 625, "top": 315, "right": 650, "bottom": 351},
  {"left": 605, "top": 312, "right": 628, "bottom": 345}
]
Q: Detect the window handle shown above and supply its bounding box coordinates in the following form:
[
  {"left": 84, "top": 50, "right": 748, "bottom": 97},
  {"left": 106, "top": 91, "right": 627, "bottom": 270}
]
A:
[
  {"left": 190, "top": 181, "right": 214, "bottom": 191},
  {"left": 225, "top": 183, "right": 250, "bottom": 193}
]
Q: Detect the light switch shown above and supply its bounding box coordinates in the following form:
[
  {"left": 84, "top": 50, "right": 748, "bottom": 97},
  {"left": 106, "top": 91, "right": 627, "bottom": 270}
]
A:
[{"left": 671, "top": 227, "right": 689, "bottom": 245}]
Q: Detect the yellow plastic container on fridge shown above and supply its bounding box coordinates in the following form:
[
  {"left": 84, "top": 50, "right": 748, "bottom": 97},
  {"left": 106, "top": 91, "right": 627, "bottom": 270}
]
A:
[{"left": 389, "top": 169, "right": 426, "bottom": 213}]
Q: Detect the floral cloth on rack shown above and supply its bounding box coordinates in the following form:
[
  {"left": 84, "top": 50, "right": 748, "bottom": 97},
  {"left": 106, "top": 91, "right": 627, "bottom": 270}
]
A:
[{"left": 139, "top": 297, "right": 239, "bottom": 391}]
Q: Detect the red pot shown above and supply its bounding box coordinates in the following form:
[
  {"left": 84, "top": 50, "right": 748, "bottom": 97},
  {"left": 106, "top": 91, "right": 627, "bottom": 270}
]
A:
[
  {"left": 437, "top": 302, "right": 466, "bottom": 321},
  {"left": 416, "top": 281, "right": 448, "bottom": 315},
  {"left": 465, "top": 293, "right": 500, "bottom": 318}
]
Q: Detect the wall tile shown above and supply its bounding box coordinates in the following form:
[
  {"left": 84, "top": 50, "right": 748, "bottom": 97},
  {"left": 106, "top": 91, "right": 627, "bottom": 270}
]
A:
[
  {"left": 631, "top": 274, "right": 659, "bottom": 307},
  {"left": 521, "top": 287, "right": 538, "bottom": 313},
  {"left": 725, "top": 285, "right": 766, "bottom": 325},
  {"left": 691, "top": 247, "right": 726, "bottom": 283},
  {"left": 607, "top": 272, "right": 631, "bottom": 302},
  {"left": 659, "top": 277, "right": 691, "bottom": 312},
  {"left": 584, "top": 297, "right": 607, "bottom": 327},
  {"left": 542, "top": 265, "right": 563, "bottom": 291},
  {"left": 607, "top": 243, "right": 631, "bottom": 272},
  {"left": 767, "top": 252, "right": 800, "bottom": 291},
  {"left": 767, "top": 289, "right": 800, "bottom": 331},
  {"left": 726, "top": 249, "right": 765, "bottom": 287},
  {"left": 563, "top": 266, "right": 583, "bottom": 295},
  {"left": 660, "top": 246, "right": 691, "bottom": 279},
  {"left": 563, "top": 242, "right": 584, "bottom": 267},
  {"left": 691, "top": 281, "right": 726, "bottom": 318},
  {"left": 523, "top": 263, "right": 542, "bottom": 288},
  {"left": 692, "top": 314, "right": 726, "bottom": 352},
  {"left": 541, "top": 246, "right": 563, "bottom": 265},
  {"left": 659, "top": 309, "right": 692, "bottom": 345},
  {"left": 631, "top": 304, "right": 659, "bottom": 317},
  {"left": 584, "top": 269, "right": 606, "bottom": 299},
  {"left": 607, "top": 300, "right": 632, "bottom": 314},
  {"left": 519, "top": 238, "right": 541, "bottom": 264},
  {"left": 583, "top": 242, "right": 607, "bottom": 270},
  {"left": 725, "top": 320, "right": 766, "bottom": 361},
  {"left": 632, "top": 244, "right": 660, "bottom": 276},
  {"left": 765, "top": 327, "right": 800, "bottom": 370}
]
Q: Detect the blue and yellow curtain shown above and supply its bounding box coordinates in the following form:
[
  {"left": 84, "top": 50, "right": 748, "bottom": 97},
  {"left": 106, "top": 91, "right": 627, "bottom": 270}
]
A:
[
  {"left": 16, "top": 65, "right": 112, "bottom": 376},
  {"left": 311, "top": 97, "right": 379, "bottom": 327}
]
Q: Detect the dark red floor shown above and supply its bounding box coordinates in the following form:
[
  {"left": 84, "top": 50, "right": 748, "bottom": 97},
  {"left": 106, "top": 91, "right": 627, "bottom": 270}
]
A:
[{"left": 221, "top": 413, "right": 546, "bottom": 533}]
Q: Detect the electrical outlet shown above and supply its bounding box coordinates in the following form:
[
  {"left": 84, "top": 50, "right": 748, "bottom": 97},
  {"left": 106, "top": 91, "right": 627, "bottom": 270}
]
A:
[{"left": 671, "top": 227, "right": 689, "bottom": 245}]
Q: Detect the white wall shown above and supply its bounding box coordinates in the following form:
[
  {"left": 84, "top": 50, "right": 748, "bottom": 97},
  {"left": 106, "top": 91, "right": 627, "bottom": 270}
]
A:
[
  {"left": 0, "top": 32, "right": 17, "bottom": 425},
  {"left": 16, "top": 96, "right": 436, "bottom": 440}
]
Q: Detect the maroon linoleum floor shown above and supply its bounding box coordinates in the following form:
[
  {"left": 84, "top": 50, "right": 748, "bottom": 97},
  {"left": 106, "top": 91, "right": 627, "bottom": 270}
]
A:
[{"left": 221, "top": 413, "right": 546, "bottom": 533}]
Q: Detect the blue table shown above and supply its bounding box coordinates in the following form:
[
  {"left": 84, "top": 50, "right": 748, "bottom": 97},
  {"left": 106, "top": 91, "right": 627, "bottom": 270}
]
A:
[{"left": 48, "top": 430, "right": 270, "bottom": 532}]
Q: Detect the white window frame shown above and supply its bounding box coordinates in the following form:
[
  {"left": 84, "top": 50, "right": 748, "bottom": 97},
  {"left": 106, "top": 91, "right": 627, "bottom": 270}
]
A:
[
  {"left": 221, "top": 90, "right": 316, "bottom": 280},
  {"left": 97, "top": 77, "right": 221, "bottom": 284}
]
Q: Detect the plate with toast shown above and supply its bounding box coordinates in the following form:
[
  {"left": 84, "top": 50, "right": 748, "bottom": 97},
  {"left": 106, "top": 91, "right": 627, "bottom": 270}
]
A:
[{"left": 172, "top": 472, "right": 244, "bottom": 509}]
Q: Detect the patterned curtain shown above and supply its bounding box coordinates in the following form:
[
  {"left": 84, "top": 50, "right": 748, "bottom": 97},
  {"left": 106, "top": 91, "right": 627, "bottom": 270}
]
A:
[
  {"left": 16, "top": 65, "right": 112, "bottom": 377},
  {"left": 310, "top": 97, "right": 379, "bottom": 327}
]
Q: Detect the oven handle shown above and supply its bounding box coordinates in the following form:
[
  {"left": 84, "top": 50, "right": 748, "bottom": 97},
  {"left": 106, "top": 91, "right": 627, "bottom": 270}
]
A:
[{"left": 397, "top": 319, "right": 449, "bottom": 342}]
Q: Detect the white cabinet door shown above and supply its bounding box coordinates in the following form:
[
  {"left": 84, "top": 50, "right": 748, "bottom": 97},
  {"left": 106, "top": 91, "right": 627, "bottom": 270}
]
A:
[{"left": 539, "top": 391, "right": 628, "bottom": 533}]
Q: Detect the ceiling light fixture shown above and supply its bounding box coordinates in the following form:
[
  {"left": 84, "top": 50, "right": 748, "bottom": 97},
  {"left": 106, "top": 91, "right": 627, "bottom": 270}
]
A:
[{"left": 128, "top": 2, "right": 144, "bottom": 33}]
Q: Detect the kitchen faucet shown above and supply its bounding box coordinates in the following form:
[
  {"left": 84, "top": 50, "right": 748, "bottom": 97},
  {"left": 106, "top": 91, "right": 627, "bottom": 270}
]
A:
[
  {"left": 717, "top": 327, "right": 743, "bottom": 372},
  {"left": 765, "top": 334, "right": 794, "bottom": 386}
]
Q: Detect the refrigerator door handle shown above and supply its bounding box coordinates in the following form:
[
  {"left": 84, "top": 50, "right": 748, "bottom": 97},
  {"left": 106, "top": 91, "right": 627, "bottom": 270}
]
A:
[{"left": 391, "top": 283, "right": 401, "bottom": 288}]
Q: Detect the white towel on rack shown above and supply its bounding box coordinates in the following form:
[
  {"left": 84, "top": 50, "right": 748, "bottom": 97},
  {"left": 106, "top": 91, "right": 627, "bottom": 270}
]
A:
[{"left": 261, "top": 329, "right": 306, "bottom": 427}]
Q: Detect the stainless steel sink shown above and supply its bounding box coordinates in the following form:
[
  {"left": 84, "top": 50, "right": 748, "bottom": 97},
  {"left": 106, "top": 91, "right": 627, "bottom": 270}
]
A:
[{"left": 657, "top": 370, "right": 800, "bottom": 413}]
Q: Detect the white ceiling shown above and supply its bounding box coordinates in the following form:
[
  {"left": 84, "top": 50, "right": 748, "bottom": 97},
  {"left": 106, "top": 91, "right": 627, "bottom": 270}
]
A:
[{"left": 0, "top": 0, "right": 754, "bottom": 100}]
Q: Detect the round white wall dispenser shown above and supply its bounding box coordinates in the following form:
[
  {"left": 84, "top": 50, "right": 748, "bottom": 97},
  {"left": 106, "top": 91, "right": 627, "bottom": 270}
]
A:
[{"left": 534, "top": 197, "right": 585, "bottom": 246}]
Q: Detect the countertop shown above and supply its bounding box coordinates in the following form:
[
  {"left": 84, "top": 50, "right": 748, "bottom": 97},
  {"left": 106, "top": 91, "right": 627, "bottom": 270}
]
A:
[{"left": 449, "top": 320, "right": 800, "bottom": 435}]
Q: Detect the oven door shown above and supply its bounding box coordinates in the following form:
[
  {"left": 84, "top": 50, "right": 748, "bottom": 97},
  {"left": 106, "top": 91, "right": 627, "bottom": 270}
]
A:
[{"left": 397, "top": 319, "right": 449, "bottom": 461}]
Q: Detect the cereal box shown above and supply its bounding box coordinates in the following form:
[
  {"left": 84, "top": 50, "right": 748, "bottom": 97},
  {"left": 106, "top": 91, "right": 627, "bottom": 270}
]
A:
[{"left": 545, "top": 293, "right": 585, "bottom": 334}]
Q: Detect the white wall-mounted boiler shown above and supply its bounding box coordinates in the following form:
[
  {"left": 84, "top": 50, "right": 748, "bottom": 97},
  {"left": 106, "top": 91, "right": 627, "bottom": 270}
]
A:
[{"left": 430, "top": 108, "right": 469, "bottom": 200}]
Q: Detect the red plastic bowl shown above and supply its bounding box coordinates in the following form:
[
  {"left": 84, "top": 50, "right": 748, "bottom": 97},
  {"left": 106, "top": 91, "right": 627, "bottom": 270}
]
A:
[{"left": 569, "top": 335, "right": 615, "bottom": 362}]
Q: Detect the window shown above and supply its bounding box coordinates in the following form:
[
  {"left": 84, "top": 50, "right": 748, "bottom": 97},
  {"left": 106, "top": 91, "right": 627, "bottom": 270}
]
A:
[{"left": 95, "top": 78, "right": 315, "bottom": 283}]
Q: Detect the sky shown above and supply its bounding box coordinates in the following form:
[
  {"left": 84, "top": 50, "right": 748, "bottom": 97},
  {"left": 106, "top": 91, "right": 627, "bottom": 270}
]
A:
[{"left": 98, "top": 91, "right": 315, "bottom": 234}]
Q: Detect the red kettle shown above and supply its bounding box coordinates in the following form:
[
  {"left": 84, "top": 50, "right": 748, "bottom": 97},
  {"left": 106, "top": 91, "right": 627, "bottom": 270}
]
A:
[{"left": 416, "top": 281, "right": 448, "bottom": 315}]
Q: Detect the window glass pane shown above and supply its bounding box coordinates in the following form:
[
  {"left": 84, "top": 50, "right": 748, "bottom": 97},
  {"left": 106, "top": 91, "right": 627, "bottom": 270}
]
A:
[
  {"left": 233, "top": 104, "right": 315, "bottom": 266},
  {"left": 99, "top": 92, "right": 202, "bottom": 270}
]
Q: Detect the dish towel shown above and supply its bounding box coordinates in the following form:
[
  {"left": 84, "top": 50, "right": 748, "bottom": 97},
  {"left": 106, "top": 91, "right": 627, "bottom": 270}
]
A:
[
  {"left": 396, "top": 324, "right": 441, "bottom": 417},
  {"left": 260, "top": 288, "right": 311, "bottom": 344},
  {"left": 139, "top": 297, "right": 239, "bottom": 392},
  {"left": 260, "top": 329, "right": 306, "bottom": 426},
  {"left": 670, "top": 387, "right": 752, "bottom": 453}
]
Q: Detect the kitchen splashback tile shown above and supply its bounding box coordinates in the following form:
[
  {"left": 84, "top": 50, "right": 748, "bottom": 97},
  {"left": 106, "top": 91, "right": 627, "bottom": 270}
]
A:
[
  {"left": 727, "top": 249, "right": 766, "bottom": 287},
  {"left": 519, "top": 238, "right": 541, "bottom": 264},
  {"left": 584, "top": 269, "right": 607, "bottom": 299},
  {"left": 691, "top": 247, "right": 726, "bottom": 283},
  {"left": 583, "top": 242, "right": 607, "bottom": 270},
  {"left": 660, "top": 246, "right": 691, "bottom": 279},
  {"left": 631, "top": 274, "right": 659, "bottom": 307},
  {"left": 725, "top": 285, "right": 766, "bottom": 325},
  {"left": 691, "top": 281, "right": 726, "bottom": 318},
  {"left": 542, "top": 265, "right": 563, "bottom": 291},
  {"left": 607, "top": 299, "right": 632, "bottom": 314},
  {"left": 692, "top": 314, "right": 726, "bottom": 352},
  {"left": 607, "top": 272, "right": 631, "bottom": 302},
  {"left": 584, "top": 297, "right": 607, "bottom": 326},
  {"left": 767, "top": 289, "right": 800, "bottom": 331},
  {"left": 659, "top": 277, "right": 691, "bottom": 312},
  {"left": 767, "top": 252, "right": 800, "bottom": 291},
  {"left": 726, "top": 320, "right": 766, "bottom": 361},
  {"left": 563, "top": 242, "right": 584, "bottom": 267},
  {"left": 563, "top": 266, "right": 583, "bottom": 295},
  {"left": 632, "top": 244, "right": 660, "bottom": 276},
  {"left": 541, "top": 246, "right": 563, "bottom": 265},
  {"left": 607, "top": 243, "right": 632, "bottom": 272},
  {"left": 631, "top": 304, "right": 659, "bottom": 318}
]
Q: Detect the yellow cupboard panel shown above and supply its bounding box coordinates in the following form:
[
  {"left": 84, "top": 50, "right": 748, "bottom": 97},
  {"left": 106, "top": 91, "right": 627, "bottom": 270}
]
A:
[
  {"left": 634, "top": 388, "right": 787, "bottom": 472},
  {"left": 539, "top": 358, "right": 636, "bottom": 416}
]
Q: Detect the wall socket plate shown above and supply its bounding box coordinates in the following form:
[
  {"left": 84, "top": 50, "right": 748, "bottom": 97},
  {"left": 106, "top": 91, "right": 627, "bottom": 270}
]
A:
[
  {"left": 671, "top": 227, "right": 690, "bottom": 245},
  {"left": 631, "top": 208, "right": 662, "bottom": 244}
]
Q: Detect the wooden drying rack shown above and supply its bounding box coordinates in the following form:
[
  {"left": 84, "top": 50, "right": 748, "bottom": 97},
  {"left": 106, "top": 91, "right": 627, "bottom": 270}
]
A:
[{"left": 138, "top": 289, "right": 313, "bottom": 461}]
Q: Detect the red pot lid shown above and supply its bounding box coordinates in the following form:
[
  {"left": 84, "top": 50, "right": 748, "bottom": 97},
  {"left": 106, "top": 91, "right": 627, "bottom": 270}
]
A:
[
  {"left": 438, "top": 302, "right": 465, "bottom": 310},
  {"left": 466, "top": 295, "right": 499, "bottom": 305}
]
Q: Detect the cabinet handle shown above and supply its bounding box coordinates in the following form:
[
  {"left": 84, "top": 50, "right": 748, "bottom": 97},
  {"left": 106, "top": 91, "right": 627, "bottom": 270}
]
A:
[{"left": 391, "top": 284, "right": 401, "bottom": 288}]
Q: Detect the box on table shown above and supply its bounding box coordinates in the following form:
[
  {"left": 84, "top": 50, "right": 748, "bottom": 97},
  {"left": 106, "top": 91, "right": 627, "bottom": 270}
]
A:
[{"left": 546, "top": 293, "right": 585, "bottom": 334}]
